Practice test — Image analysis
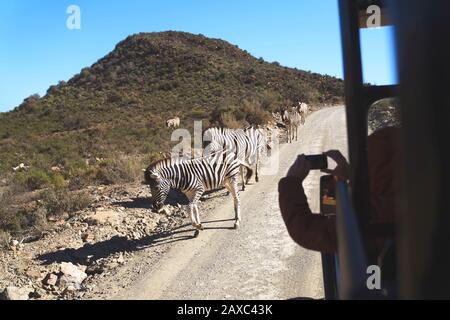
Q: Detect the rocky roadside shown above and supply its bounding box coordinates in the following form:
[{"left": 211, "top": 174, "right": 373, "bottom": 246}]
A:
[{"left": 0, "top": 183, "right": 188, "bottom": 300}]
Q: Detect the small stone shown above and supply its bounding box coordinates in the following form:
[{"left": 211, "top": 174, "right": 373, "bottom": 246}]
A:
[
  {"left": 10, "top": 239, "right": 19, "bottom": 247},
  {"left": 58, "top": 262, "right": 87, "bottom": 288},
  {"left": 0, "top": 286, "right": 32, "bottom": 300},
  {"left": 84, "top": 210, "right": 118, "bottom": 226},
  {"left": 58, "top": 276, "right": 81, "bottom": 291},
  {"left": 85, "top": 264, "right": 104, "bottom": 275},
  {"left": 158, "top": 206, "right": 172, "bottom": 215},
  {"left": 43, "top": 273, "right": 59, "bottom": 286},
  {"left": 117, "top": 254, "right": 125, "bottom": 264},
  {"left": 29, "top": 288, "right": 44, "bottom": 299},
  {"left": 65, "top": 285, "right": 77, "bottom": 292},
  {"left": 81, "top": 232, "right": 95, "bottom": 243},
  {"left": 26, "top": 269, "right": 42, "bottom": 280}
]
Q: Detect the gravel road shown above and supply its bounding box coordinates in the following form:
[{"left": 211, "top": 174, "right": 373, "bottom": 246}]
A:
[{"left": 107, "top": 106, "right": 348, "bottom": 300}]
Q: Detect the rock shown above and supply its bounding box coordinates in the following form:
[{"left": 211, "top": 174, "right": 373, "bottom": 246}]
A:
[
  {"left": 10, "top": 239, "right": 19, "bottom": 247},
  {"left": 58, "top": 262, "right": 87, "bottom": 289},
  {"left": 43, "top": 273, "right": 59, "bottom": 286},
  {"left": 58, "top": 276, "right": 81, "bottom": 291},
  {"left": 84, "top": 210, "right": 118, "bottom": 226},
  {"left": 80, "top": 223, "right": 89, "bottom": 231},
  {"left": 29, "top": 288, "right": 44, "bottom": 299},
  {"left": 105, "top": 261, "right": 119, "bottom": 270},
  {"left": 65, "top": 285, "right": 77, "bottom": 293},
  {"left": 0, "top": 286, "right": 32, "bottom": 300},
  {"left": 85, "top": 264, "right": 104, "bottom": 275},
  {"left": 25, "top": 269, "right": 42, "bottom": 280},
  {"left": 116, "top": 253, "right": 125, "bottom": 264},
  {"left": 131, "top": 231, "right": 142, "bottom": 240},
  {"left": 81, "top": 232, "right": 95, "bottom": 243},
  {"left": 158, "top": 206, "right": 172, "bottom": 215}
]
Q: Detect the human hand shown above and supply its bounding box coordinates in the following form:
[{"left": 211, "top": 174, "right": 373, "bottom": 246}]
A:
[
  {"left": 286, "top": 154, "right": 311, "bottom": 181},
  {"left": 321, "top": 150, "right": 349, "bottom": 181}
]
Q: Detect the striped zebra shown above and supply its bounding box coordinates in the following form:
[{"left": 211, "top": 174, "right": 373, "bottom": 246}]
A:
[
  {"left": 144, "top": 151, "right": 248, "bottom": 231},
  {"left": 202, "top": 127, "right": 268, "bottom": 191},
  {"left": 283, "top": 107, "right": 303, "bottom": 143}
]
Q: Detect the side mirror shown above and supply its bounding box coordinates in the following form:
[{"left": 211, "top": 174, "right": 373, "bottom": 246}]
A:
[{"left": 320, "top": 175, "right": 336, "bottom": 216}]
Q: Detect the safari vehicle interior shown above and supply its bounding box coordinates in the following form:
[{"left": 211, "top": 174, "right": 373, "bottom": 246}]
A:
[{"left": 319, "top": 0, "right": 450, "bottom": 299}]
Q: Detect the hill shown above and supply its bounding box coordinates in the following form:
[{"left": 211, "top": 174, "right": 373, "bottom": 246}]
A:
[{"left": 0, "top": 31, "right": 343, "bottom": 193}]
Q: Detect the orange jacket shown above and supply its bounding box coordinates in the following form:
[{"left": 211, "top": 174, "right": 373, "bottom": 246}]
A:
[{"left": 278, "top": 127, "right": 401, "bottom": 254}]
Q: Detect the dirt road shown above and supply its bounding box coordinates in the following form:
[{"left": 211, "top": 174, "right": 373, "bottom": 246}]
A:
[{"left": 104, "top": 106, "right": 348, "bottom": 300}]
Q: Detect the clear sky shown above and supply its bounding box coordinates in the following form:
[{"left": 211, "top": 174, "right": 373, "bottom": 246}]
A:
[{"left": 0, "top": 0, "right": 397, "bottom": 112}]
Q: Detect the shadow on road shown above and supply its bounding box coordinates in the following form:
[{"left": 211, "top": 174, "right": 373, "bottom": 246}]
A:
[{"left": 36, "top": 218, "right": 237, "bottom": 266}]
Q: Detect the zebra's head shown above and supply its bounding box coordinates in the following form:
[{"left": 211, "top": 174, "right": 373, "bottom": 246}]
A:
[{"left": 144, "top": 168, "right": 170, "bottom": 211}]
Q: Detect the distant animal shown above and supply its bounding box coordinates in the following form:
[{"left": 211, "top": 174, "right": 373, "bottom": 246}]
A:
[
  {"left": 283, "top": 107, "right": 302, "bottom": 143},
  {"left": 144, "top": 151, "right": 247, "bottom": 231},
  {"left": 166, "top": 117, "right": 180, "bottom": 128},
  {"left": 299, "top": 102, "right": 309, "bottom": 119},
  {"left": 202, "top": 127, "right": 269, "bottom": 190}
]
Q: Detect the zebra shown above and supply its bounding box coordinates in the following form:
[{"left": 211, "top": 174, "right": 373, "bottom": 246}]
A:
[
  {"left": 283, "top": 107, "right": 303, "bottom": 143},
  {"left": 144, "top": 151, "right": 249, "bottom": 231},
  {"left": 299, "top": 102, "right": 309, "bottom": 119},
  {"left": 202, "top": 127, "right": 269, "bottom": 191}
]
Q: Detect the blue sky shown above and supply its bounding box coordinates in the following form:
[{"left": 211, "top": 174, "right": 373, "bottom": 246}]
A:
[{"left": 0, "top": 0, "right": 397, "bottom": 112}]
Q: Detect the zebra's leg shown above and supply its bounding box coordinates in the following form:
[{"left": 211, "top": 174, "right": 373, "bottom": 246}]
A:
[
  {"left": 186, "top": 190, "right": 203, "bottom": 230},
  {"left": 191, "top": 190, "right": 204, "bottom": 230},
  {"left": 225, "top": 177, "right": 241, "bottom": 229},
  {"left": 188, "top": 202, "right": 197, "bottom": 228},
  {"left": 194, "top": 204, "right": 204, "bottom": 230},
  {"left": 240, "top": 165, "right": 246, "bottom": 191},
  {"left": 255, "top": 150, "right": 260, "bottom": 183}
]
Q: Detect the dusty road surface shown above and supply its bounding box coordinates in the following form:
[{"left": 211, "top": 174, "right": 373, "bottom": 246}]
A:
[{"left": 99, "top": 106, "right": 348, "bottom": 300}]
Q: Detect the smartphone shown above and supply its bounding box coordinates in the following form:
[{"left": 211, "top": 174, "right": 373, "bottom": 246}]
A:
[{"left": 306, "top": 154, "right": 328, "bottom": 170}]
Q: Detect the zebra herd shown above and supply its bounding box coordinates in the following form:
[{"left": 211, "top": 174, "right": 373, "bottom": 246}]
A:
[
  {"left": 145, "top": 102, "right": 308, "bottom": 234},
  {"left": 144, "top": 126, "right": 271, "bottom": 233},
  {"left": 282, "top": 102, "right": 308, "bottom": 143}
]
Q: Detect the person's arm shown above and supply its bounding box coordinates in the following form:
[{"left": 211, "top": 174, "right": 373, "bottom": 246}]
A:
[{"left": 278, "top": 155, "right": 337, "bottom": 253}]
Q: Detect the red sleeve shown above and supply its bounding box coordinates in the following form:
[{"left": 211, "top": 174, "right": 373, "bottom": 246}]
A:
[{"left": 278, "top": 176, "right": 337, "bottom": 253}]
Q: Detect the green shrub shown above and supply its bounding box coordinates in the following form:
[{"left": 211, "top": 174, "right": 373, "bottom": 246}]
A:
[
  {"left": 12, "top": 169, "right": 66, "bottom": 192},
  {"left": 50, "top": 173, "right": 66, "bottom": 188},
  {"left": 13, "top": 169, "right": 51, "bottom": 191},
  {"left": 41, "top": 187, "right": 93, "bottom": 218},
  {"left": 242, "top": 99, "right": 271, "bottom": 125},
  {"left": 220, "top": 112, "right": 241, "bottom": 129},
  {"left": 95, "top": 155, "right": 146, "bottom": 185}
]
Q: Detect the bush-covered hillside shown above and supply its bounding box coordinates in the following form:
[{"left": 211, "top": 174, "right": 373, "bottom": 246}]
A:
[{"left": 0, "top": 31, "right": 343, "bottom": 190}]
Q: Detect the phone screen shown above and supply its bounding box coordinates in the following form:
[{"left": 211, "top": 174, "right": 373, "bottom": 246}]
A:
[{"left": 305, "top": 154, "right": 328, "bottom": 170}]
